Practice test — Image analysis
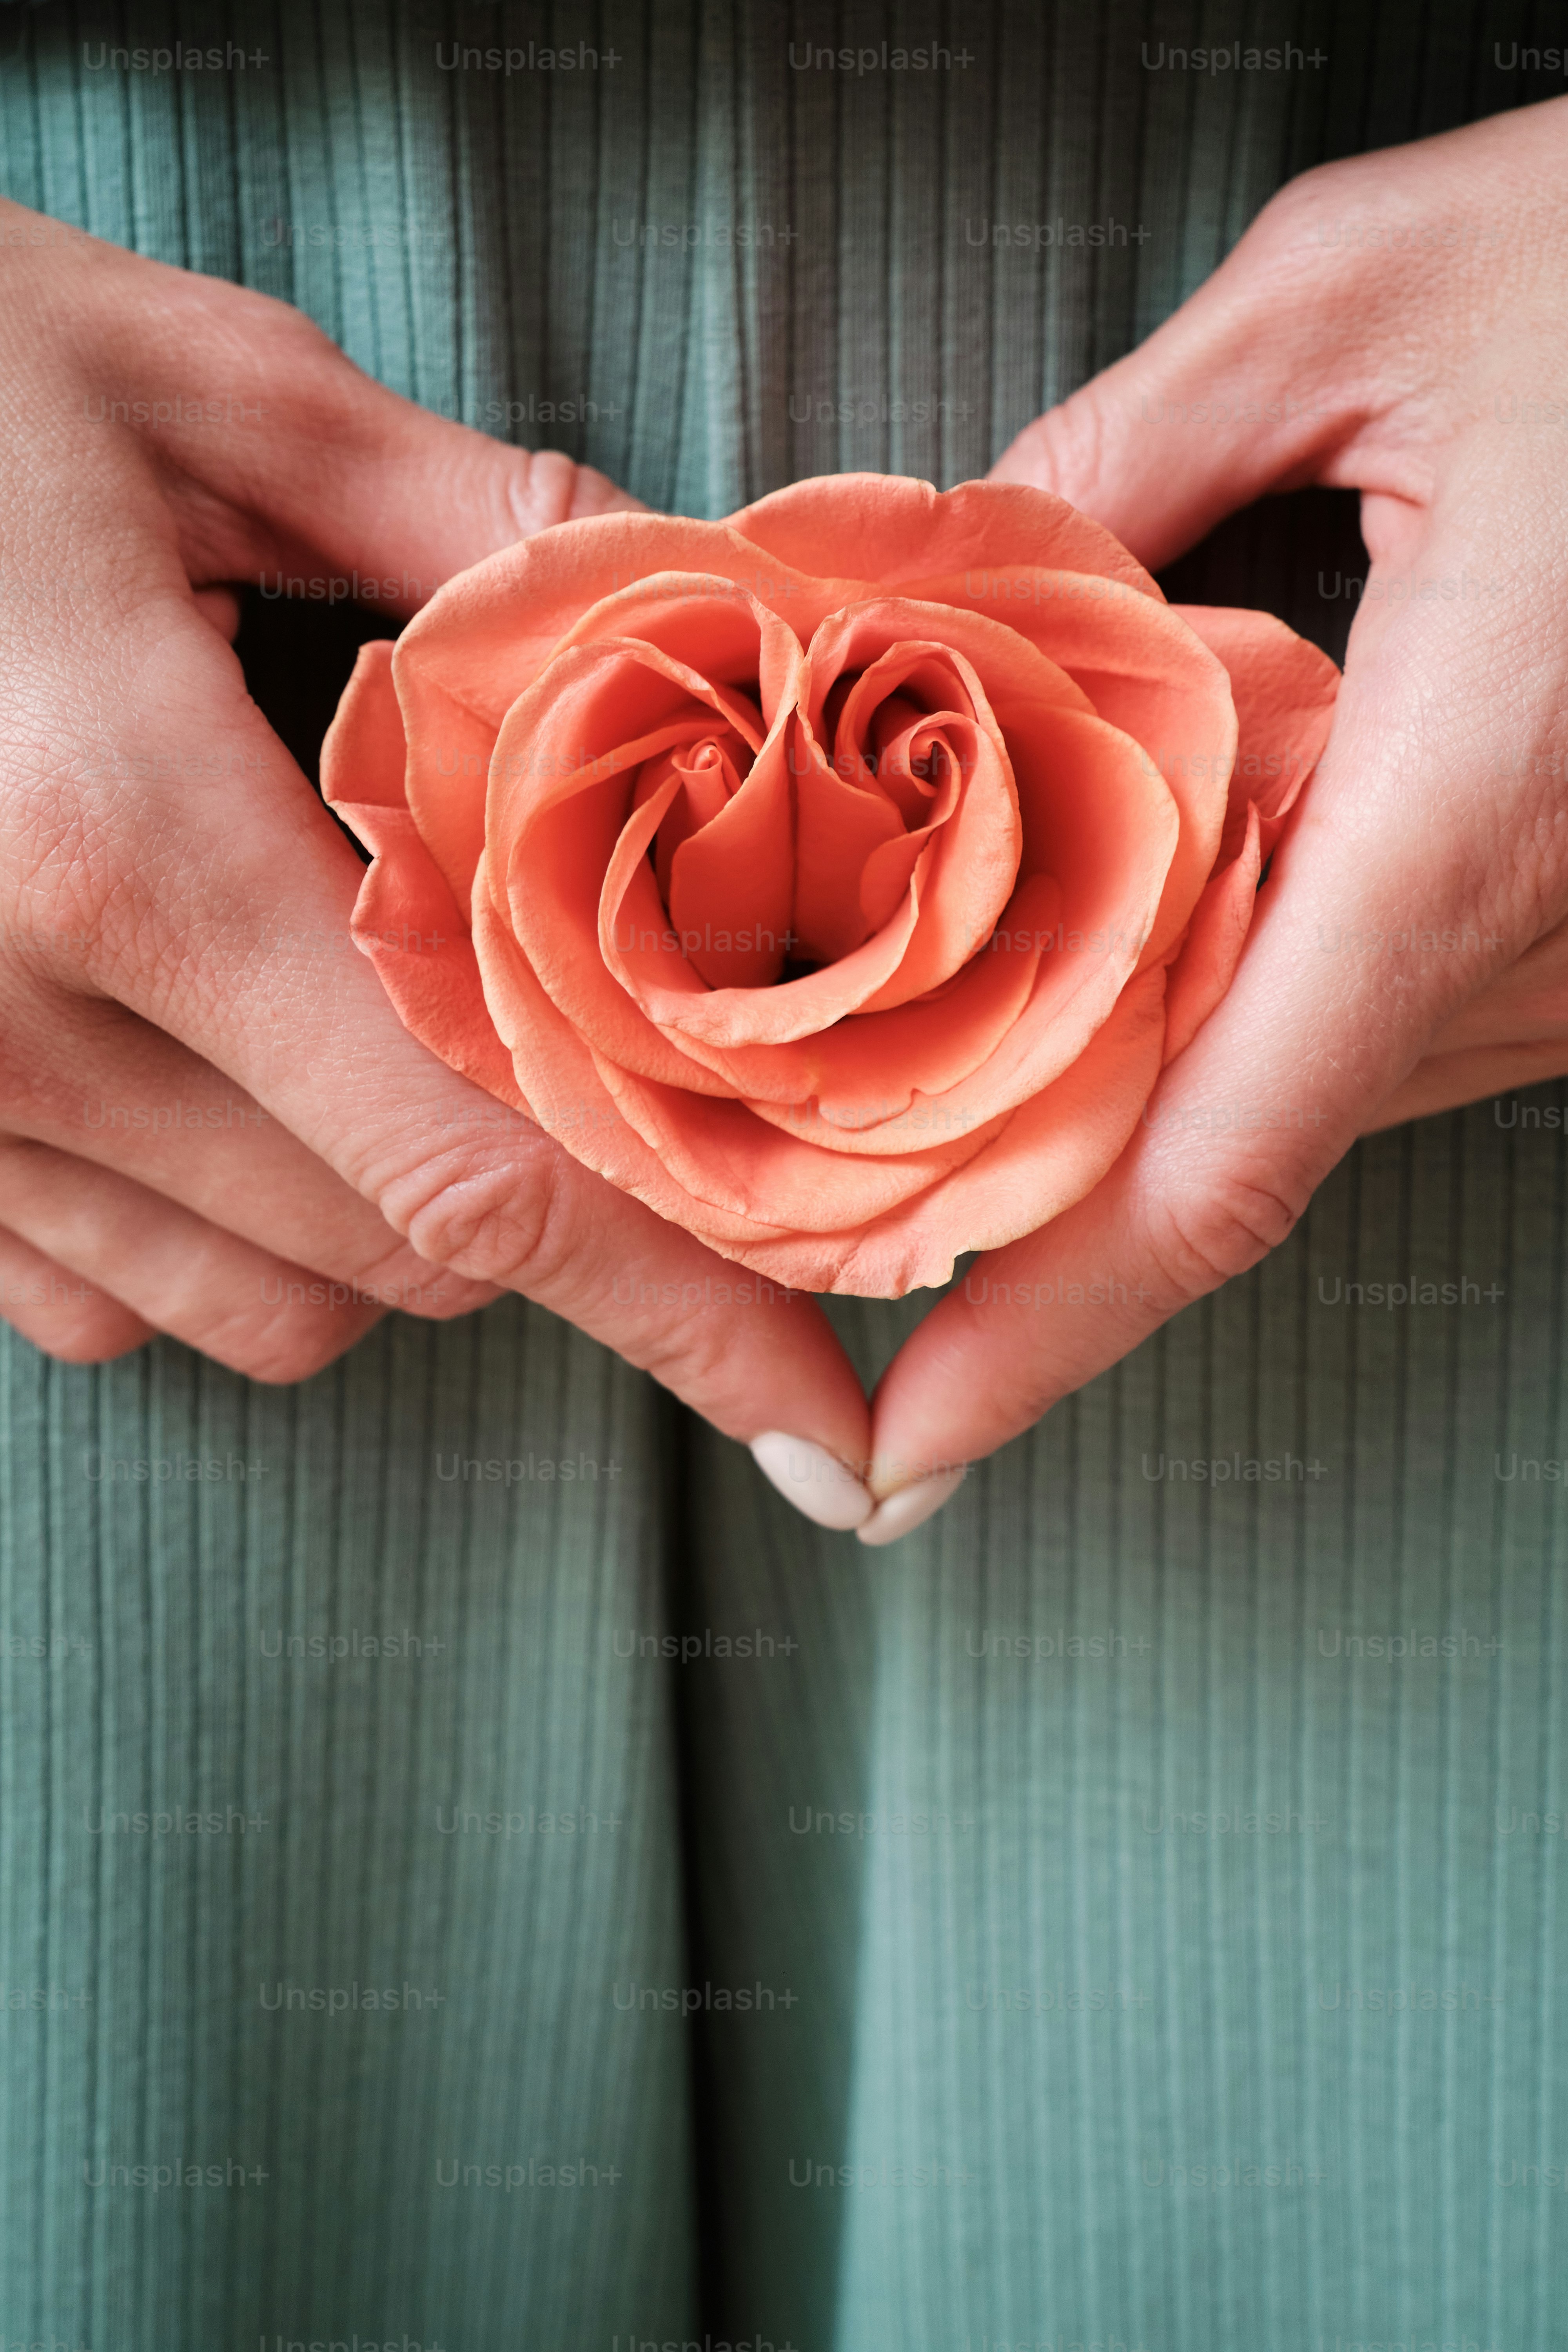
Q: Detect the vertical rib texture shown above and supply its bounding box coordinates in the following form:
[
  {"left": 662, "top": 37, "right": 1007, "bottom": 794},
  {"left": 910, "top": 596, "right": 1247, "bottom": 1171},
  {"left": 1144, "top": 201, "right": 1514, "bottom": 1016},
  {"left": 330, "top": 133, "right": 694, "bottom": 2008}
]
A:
[
  {"left": 1, "top": 2, "right": 1564, "bottom": 2347},
  {"left": 1, "top": 1307, "right": 695, "bottom": 2344}
]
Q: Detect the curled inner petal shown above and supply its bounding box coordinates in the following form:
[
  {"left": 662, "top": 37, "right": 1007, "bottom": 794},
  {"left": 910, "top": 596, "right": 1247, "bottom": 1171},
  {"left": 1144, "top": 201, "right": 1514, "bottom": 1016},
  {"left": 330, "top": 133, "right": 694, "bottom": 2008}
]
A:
[
  {"left": 633, "top": 728, "right": 751, "bottom": 901},
  {"left": 793, "top": 614, "right": 1027, "bottom": 999}
]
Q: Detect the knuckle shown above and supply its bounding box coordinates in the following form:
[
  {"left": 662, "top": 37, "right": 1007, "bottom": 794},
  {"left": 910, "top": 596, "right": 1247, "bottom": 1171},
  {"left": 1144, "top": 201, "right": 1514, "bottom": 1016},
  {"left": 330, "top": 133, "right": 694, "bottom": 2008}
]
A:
[
  {"left": 188, "top": 277, "right": 347, "bottom": 375},
  {"left": 389, "top": 1147, "right": 575, "bottom": 1294},
  {"left": 1009, "top": 389, "right": 1111, "bottom": 515},
  {"left": 1261, "top": 156, "right": 1338, "bottom": 220},
  {"left": 214, "top": 1306, "right": 364, "bottom": 1385},
  {"left": 504, "top": 448, "right": 595, "bottom": 539},
  {"left": 1144, "top": 1168, "right": 1307, "bottom": 1302},
  {"left": 345, "top": 1234, "right": 494, "bottom": 1322},
  {"left": 1256, "top": 154, "right": 1362, "bottom": 237},
  {"left": 630, "top": 1301, "right": 743, "bottom": 1407},
  {"left": 177, "top": 1279, "right": 373, "bottom": 1384},
  {"left": 1242, "top": 154, "right": 1390, "bottom": 293}
]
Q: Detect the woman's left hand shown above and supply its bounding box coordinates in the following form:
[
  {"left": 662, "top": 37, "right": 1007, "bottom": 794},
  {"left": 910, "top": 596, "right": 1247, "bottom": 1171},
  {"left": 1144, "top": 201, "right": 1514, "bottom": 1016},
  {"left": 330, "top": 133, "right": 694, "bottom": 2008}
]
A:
[{"left": 862, "top": 99, "right": 1568, "bottom": 1525}]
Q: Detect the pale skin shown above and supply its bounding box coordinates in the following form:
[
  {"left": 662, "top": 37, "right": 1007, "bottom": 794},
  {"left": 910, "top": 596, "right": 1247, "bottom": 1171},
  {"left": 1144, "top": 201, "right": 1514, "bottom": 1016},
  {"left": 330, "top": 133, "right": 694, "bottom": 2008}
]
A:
[
  {"left": 4, "top": 100, "right": 1567, "bottom": 1543},
  {"left": 869, "top": 96, "right": 1568, "bottom": 1517},
  {"left": 0, "top": 198, "right": 871, "bottom": 1488}
]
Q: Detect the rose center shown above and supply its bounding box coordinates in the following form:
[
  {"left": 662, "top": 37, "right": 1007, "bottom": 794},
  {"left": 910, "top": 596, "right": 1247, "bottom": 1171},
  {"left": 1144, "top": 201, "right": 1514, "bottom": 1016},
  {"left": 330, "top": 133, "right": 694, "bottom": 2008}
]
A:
[{"left": 635, "top": 725, "right": 753, "bottom": 906}]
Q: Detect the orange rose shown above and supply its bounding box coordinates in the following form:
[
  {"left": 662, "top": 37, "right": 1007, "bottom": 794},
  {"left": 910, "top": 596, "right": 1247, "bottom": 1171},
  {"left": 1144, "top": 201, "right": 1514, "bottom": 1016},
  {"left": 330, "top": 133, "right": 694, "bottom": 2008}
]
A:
[{"left": 322, "top": 476, "right": 1337, "bottom": 1296}]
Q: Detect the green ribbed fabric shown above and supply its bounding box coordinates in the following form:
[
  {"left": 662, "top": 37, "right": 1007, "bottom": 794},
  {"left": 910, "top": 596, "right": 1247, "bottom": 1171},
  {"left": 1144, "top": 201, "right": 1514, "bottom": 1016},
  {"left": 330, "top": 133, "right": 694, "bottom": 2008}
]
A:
[
  {"left": 1, "top": 1308, "right": 695, "bottom": 2345},
  {"left": 3, "top": 3, "right": 1566, "bottom": 2347}
]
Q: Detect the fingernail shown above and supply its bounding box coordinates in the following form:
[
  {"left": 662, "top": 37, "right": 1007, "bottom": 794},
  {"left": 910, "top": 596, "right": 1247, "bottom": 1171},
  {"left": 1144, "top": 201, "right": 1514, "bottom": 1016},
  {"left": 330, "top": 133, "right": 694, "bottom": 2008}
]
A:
[
  {"left": 749, "top": 1432, "right": 874, "bottom": 1532},
  {"left": 856, "top": 1465, "right": 967, "bottom": 1548}
]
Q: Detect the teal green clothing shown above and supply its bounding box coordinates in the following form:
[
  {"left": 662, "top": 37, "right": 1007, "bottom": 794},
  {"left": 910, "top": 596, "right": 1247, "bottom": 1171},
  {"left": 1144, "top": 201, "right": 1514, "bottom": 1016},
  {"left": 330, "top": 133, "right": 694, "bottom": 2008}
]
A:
[{"left": 3, "top": 5, "right": 1567, "bottom": 2347}]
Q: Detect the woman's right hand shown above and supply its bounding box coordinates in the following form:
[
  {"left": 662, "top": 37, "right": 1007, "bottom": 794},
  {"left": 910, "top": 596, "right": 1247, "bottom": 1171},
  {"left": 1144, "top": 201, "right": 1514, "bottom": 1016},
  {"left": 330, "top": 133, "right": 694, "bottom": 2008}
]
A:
[{"left": 0, "top": 201, "right": 871, "bottom": 1510}]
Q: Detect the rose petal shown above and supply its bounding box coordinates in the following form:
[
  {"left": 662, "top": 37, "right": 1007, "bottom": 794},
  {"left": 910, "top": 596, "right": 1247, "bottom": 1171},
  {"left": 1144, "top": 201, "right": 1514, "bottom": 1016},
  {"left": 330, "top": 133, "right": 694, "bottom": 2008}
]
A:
[
  {"left": 634, "top": 824, "right": 931, "bottom": 1046},
  {"left": 791, "top": 735, "right": 909, "bottom": 962},
  {"left": 343, "top": 808, "right": 530, "bottom": 1109},
  {"left": 334, "top": 481, "right": 1340, "bottom": 1303},
  {"left": 730, "top": 474, "right": 1163, "bottom": 609},
  {"left": 1169, "top": 603, "right": 1339, "bottom": 853},
  {"left": 394, "top": 532, "right": 804, "bottom": 904},
  {"left": 1161, "top": 801, "right": 1262, "bottom": 1065},
  {"left": 685, "top": 968, "right": 1170, "bottom": 1295},
  {"left": 322, "top": 646, "right": 528, "bottom": 1109},
  {"left": 799, "top": 631, "right": 990, "bottom": 965},
  {"left": 637, "top": 732, "right": 748, "bottom": 901},
  {"left": 321, "top": 639, "right": 407, "bottom": 809},
  {"left": 665, "top": 743, "right": 796, "bottom": 991},
  {"left": 493, "top": 635, "right": 779, "bottom": 1054},
  {"left": 591, "top": 1045, "right": 998, "bottom": 1230},
  {"left": 604, "top": 754, "right": 797, "bottom": 996},
  {"left": 550, "top": 574, "right": 802, "bottom": 717},
  {"left": 1156, "top": 613, "right": 1339, "bottom": 1062},
  {"left": 473, "top": 866, "right": 796, "bottom": 1247},
  {"left": 893, "top": 572, "right": 1240, "bottom": 969},
  {"left": 741, "top": 876, "right": 1061, "bottom": 1147},
  {"left": 645, "top": 697, "right": 1176, "bottom": 1121},
  {"left": 782, "top": 836, "right": 1162, "bottom": 1152},
  {"left": 998, "top": 701, "right": 1180, "bottom": 1002},
  {"left": 802, "top": 606, "right": 1054, "bottom": 1009}
]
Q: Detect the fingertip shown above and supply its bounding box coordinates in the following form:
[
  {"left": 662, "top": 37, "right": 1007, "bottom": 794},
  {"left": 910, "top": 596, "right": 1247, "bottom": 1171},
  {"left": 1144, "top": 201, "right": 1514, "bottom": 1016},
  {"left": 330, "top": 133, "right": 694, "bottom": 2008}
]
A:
[
  {"left": 857, "top": 1463, "right": 967, "bottom": 1546},
  {"left": 749, "top": 1430, "right": 873, "bottom": 1530},
  {"left": 3, "top": 1292, "right": 156, "bottom": 1366},
  {"left": 39, "top": 1310, "right": 156, "bottom": 1365}
]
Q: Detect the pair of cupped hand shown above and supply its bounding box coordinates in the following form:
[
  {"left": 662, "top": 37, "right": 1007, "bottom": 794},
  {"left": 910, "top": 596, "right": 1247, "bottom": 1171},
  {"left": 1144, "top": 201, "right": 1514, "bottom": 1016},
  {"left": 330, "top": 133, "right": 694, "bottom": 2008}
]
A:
[{"left": 4, "top": 101, "right": 1568, "bottom": 1546}]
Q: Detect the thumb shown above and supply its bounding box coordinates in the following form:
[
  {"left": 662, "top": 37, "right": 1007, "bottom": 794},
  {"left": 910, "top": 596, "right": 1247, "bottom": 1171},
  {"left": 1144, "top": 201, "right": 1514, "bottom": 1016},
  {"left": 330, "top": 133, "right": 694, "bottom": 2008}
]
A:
[
  {"left": 74, "top": 244, "right": 650, "bottom": 607},
  {"left": 988, "top": 177, "right": 1363, "bottom": 570},
  {"left": 264, "top": 359, "right": 653, "bottom": 601}
]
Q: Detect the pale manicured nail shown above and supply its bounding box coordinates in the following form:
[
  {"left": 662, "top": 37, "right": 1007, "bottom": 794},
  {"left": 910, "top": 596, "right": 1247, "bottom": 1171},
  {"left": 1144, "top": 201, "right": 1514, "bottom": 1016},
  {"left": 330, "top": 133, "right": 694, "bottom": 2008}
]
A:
[
  {"left": 749, "top": 1432, "right": 874, "bottom": 1532},
  {"left": 857, "top": 1465, "right": 967, "bottom": 1548}
]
